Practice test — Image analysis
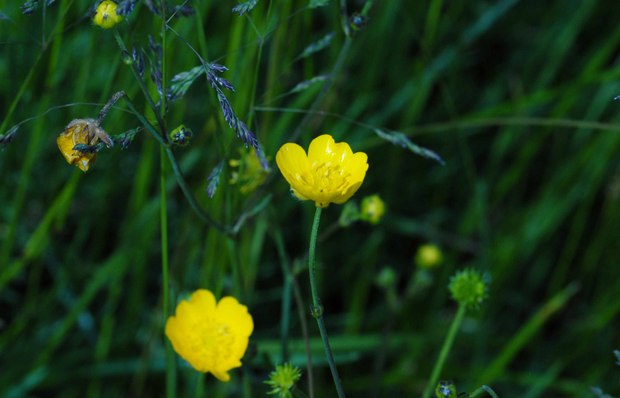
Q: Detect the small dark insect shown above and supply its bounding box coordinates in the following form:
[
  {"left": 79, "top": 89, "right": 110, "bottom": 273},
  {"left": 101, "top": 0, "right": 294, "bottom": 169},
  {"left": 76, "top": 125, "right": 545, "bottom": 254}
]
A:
[{"left": 72, "top": 143, "right": 99, "bottom": 154}]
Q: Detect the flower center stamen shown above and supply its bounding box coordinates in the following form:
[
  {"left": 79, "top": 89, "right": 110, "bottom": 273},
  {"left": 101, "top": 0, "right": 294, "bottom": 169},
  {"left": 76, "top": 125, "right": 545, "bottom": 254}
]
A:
[{"left": 311, "top": 162, "right": 352, "bottom": 193}]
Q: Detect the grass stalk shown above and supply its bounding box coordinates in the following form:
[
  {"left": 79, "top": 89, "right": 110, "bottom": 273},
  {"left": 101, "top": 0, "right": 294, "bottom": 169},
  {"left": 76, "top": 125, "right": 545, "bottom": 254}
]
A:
[
  {"left": 160, "top": 146, "right": 176, "bottom": 398},
  {"left": 274, "top": 227, "right": 316, "bottom": 398}
]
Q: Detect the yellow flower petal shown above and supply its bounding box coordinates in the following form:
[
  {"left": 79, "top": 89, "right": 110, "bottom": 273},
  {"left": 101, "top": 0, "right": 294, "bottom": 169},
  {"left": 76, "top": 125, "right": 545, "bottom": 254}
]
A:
[
  {"left": 307, "top": 134, "right": 335, "bottom": 163},
  {"left": 275, "top": 142, "right": 315, "bottom": 201}
]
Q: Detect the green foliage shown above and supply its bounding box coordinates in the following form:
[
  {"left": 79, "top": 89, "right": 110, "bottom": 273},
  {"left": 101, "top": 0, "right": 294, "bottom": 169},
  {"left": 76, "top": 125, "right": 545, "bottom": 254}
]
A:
[
  {"left": 296, "top": 33, "right": 335, "bottom": 60},
  {"left": 1, "top": 0, "right": 620, "bottom": 397},
  {"left": 232, "top": 0, "right": 259, "bottom": 17},
  {"left": 309, "top": 0, "right": 330, "bottom": 9}
]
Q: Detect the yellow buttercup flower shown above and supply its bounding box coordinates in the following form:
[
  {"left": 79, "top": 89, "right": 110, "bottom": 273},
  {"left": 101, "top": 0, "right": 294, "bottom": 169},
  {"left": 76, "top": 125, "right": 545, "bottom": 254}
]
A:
[
  {"left": 276, "top": 134, "right": 368, "bottom": 208},
  {"left": 57, "top": 118, "right": 112, "bottom": 172},
  {"left": 93, "top": 0, "right": 123, "bottom": 29},
  {"left": 165, "top": 289, "right": 254, "bottom": 382}
]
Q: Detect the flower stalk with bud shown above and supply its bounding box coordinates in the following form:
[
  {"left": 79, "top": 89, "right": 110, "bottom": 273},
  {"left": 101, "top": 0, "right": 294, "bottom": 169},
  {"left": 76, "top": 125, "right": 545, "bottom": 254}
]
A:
[{"left": 422, "top": 268, "right": 489, "bottom": 398}]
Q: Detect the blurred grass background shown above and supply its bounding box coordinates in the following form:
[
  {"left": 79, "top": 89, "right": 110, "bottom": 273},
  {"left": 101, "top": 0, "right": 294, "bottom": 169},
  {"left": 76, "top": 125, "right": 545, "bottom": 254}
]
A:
[{"left": 1, "top": 0, "right": 620, "bottom": 396}]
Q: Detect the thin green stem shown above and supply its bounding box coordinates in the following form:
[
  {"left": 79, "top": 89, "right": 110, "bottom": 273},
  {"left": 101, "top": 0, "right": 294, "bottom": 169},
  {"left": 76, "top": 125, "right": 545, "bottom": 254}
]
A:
[
  {"left": 160, "top": 147, "right": 176, "bottom": 398},
  {"left": 422, "top": 305, "right": 467, "bottom": 398},
  {"left": 193, "top": 373, "right": 204, "bottom": 398},
  {"left": 120, "top": 94, "right": 167, "bottom": 146},
  {"left": 469, "top": 385, "right": 499, "bottom": 398},
  {"left": 273, "top": 230, "right": 292, "bottom": 362},
  {"left": 339, "top": 0, "right": 351, "bottom": 37},
  {"left": 113, "top": 29, "right": 167, "bottom": 135},
  {"left": 160, "top": 0, "right": 168, "bottom": 123},
  {"left": 361, "top": 1, "right": 374, "bottom": 17},
  {"left": 246, "top": 37, "right": 263, "bottom": 128},
  {"left": 288, "top": 38, "right": 352, "bottom": 143},
  {"left": 307, "top": 207, "right": 346, "bottom": 398},
  {"left": 274, "top": 227, "right": 315, "bottom": 398},
  {"left": 421, "top": 0, "right": 444, "bottom": 60},
  {"left": 164, "top": 147, "right": 229, "bottom": 234},
  {"left": 160, "top": 22, "right": 173, "bottom": 398}
]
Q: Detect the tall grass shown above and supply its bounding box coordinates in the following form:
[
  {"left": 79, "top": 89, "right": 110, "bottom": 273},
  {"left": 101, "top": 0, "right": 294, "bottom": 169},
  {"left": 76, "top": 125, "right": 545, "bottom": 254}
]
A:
[{"left": 1, "top": 0, "right": 619, "bottom": 397}]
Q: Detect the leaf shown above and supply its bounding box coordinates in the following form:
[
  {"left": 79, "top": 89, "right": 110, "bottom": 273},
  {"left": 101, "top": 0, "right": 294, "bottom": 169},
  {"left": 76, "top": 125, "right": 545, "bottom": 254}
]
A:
[
  {"left": 590, "top": 386, "right": 613, "bottom": 398},
  {"left": 0, "top": 125, "right": 19, "bottom": 147},
  {"left": 116, "top": 0, "right": 137, "bottom": 15},
  {"left": 206, "top": 161, "right": 224, "bottom": 198},
  {"left": 143, "top": 0, "right": 161, "bottom": 16},
  {"left": 289, "top": 75, "right": 329, "bottom": 94},
  {"left": 21, "top": 0, "right": 55, "bottom": 15},
  {"left": 172, "top": 5, "right": 195, "bottom": 17},
  {"left": 309, "top": 0, "right": 329, "bottom": 8},
  {"left": 297, "top": 33, "right": 334, "bottom": 60},
  {"left": 373, "top": 128, "right": 445, "bottom": 165},
  {"left": 168, "top": 66, "right": 203, "bottom": 101},
  {"left": 232, "top": 0, "right": 259, "bottom": 16},
  {"left": 132, "top": 47, "right": 145, "bottom": 78}
]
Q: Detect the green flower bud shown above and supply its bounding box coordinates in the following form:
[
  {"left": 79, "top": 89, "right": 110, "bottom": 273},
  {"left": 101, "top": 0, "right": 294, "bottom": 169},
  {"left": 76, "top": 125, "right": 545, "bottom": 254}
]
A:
[
  {"left": 448, "top": 268, "right": 488, "bottom": 310},
  {"left": 265, "top": 363, "right": 302, "bottom": 398},
  {"left": 339, "top": 201, "right": 360, "bottom": 227},
  {"left": 376, "top": 267, "right": 397, "bottom": 289}
]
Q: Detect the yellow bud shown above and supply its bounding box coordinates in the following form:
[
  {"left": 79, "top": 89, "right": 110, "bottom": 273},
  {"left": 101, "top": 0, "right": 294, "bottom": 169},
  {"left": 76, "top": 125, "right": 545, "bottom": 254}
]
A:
[
  {"left": 415, "top": 244, "right": 443, "bottom": 269},
  {"left": 360, "top": 194, "right": 386, "bottom": 224},
  {"left": 93, "top": 1, "right": 123, "bottom": 29}
]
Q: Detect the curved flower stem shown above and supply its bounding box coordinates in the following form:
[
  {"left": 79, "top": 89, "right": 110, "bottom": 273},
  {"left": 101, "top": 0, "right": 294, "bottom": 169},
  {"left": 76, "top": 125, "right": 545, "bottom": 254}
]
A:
[
  {"left": 422, "top": 304, "right": 467, "bottom": 398},
  {"left": 160, "top": 147, "right": 176, "bottom": 398},
  {"left": 308, "top": 207, "right": 346, "bottom": 398}
]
